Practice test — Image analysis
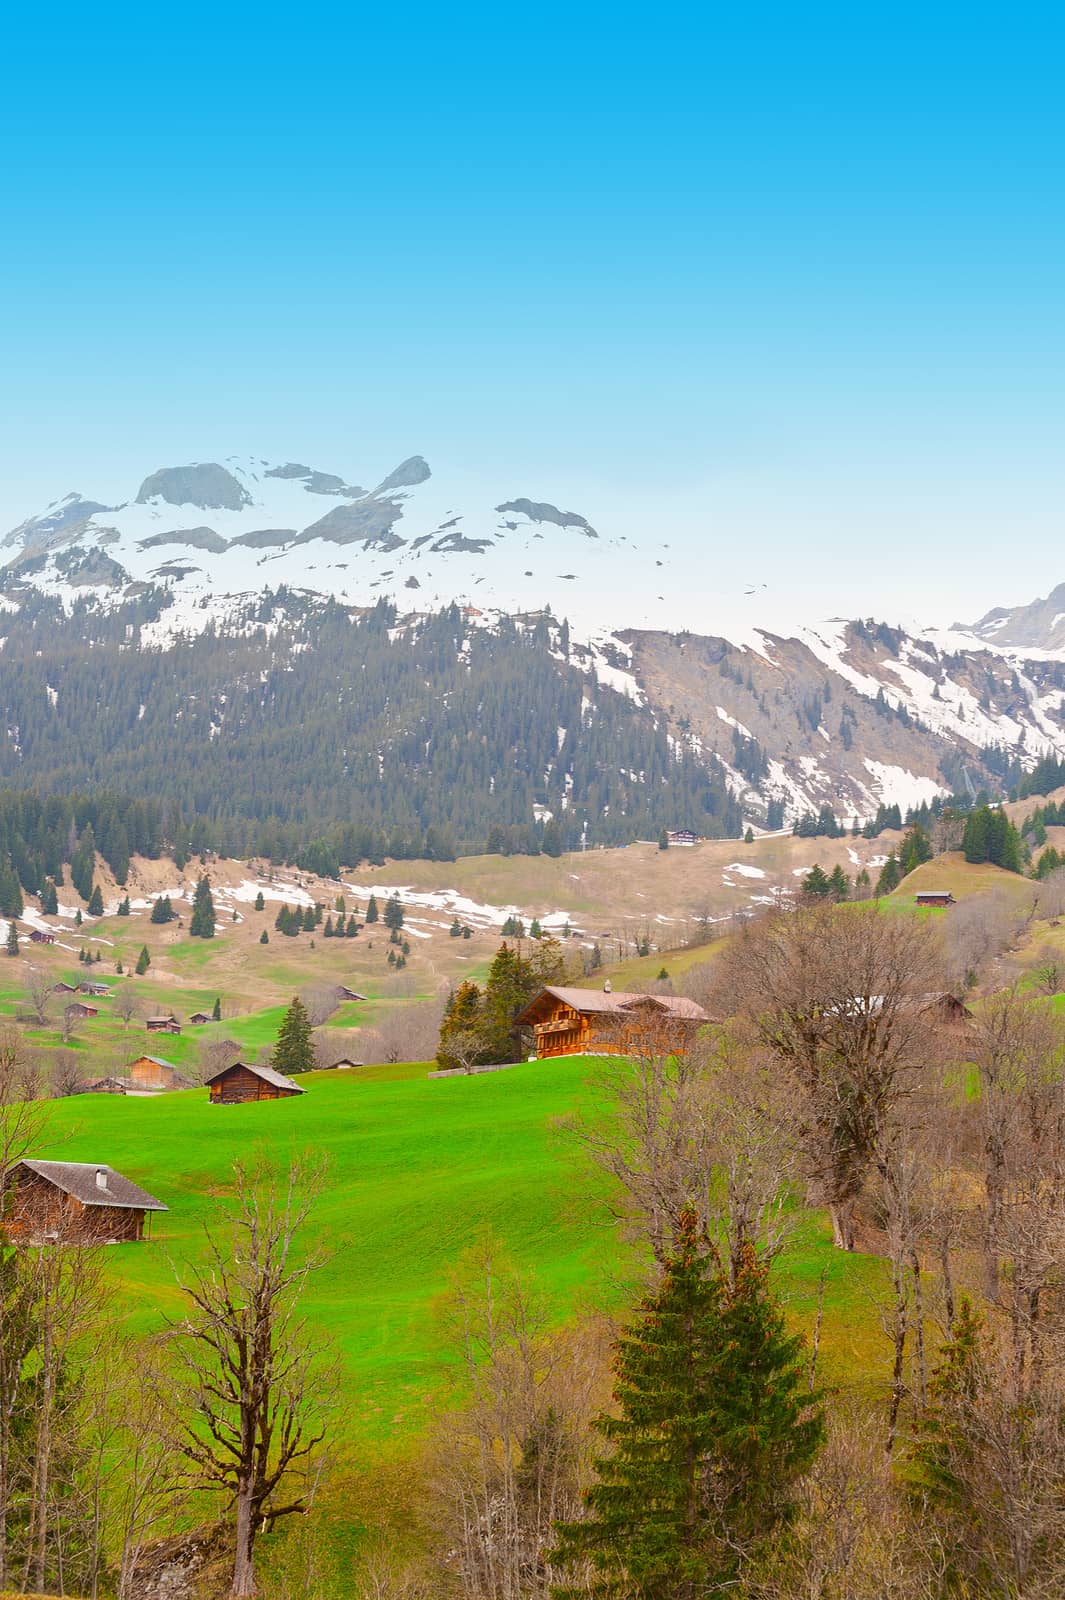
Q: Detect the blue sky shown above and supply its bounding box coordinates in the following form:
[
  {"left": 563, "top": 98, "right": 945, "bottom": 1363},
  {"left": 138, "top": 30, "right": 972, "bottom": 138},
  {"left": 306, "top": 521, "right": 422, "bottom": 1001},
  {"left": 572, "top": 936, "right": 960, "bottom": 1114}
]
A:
[{"left": 1, "top": 4, "right": 1062, "bottom": 625}]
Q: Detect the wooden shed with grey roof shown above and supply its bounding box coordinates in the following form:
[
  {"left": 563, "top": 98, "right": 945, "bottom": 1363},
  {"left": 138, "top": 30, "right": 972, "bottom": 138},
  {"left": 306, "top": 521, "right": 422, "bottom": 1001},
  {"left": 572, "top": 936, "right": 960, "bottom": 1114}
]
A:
[
  {"left": 205, "top": 1062, "right": 306, "bottom": 1104},
  {"left": 6, "top": 1160, "right": 168, "bottom": 1244}
]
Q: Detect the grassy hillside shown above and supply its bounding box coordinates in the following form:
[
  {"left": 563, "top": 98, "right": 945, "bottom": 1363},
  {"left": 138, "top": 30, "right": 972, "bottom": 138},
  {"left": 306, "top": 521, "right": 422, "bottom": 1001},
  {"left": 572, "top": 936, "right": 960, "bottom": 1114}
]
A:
[
  {"left": 32, "top": 1061, "right": 887, "bottom": 1452},
  {"left": 888, "top": 851, "right": 1038, "bottom": 910}
]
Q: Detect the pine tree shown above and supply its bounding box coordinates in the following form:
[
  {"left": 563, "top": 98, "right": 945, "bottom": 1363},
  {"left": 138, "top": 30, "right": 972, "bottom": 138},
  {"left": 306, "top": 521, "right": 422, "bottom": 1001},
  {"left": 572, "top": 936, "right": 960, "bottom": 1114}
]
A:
[
  {"left": 151, "top": 894, "right": 174, "bottom": 924},
  {"left": 189, "top": 876, "right": 216, "bottom": 939},
  {"left": 345, "top": 916, "right": 358, "bottom": 938},
  {"left": 876, "top": 852, "right": 903, "bottom": 895},
  {"left": 529, "top": 918, "right": 542, "bottom": 939},
  {"left": 116, "top": 959, "right": 123, "bottom": 973},
  {"left": 323, "top": 915, "right": 334, "bottom": 938},
  {"left": 899, "top": 824, "right": 933, "bottom": 877},
  {"left": 366, "top": 894, "right": 379, "bottom": 925},
  {"left": 383, "top": 893, "right": 404, "bottom": 932},
  {"left": 827, "top": 864, "right": 850, "bottom": 901},
  {"left": 658, "top": 829, "right": 669, "bottom": 851},
  {"left": 87, "top": 884, "right": 104, "bottom": 917},
  {"left": 272, "top": 996, "right": 314, "bottom": 1076},
  {"left": 254, "top": 890, "right": 265, "bottom": 911},
  {"left": 744, "top": 826, "right": 755, "bottom": 844},
  {"left": 135, "top": 945, "right": 150, "bottom": 975},
  {"left": 5, "top": 921, "right": 18, "bottom": 957},
  {"left": 0, "top": 868, "right": 24, "bottom": 918},
  {"left": 449, "top": 918, "right": 462, "bottom": 937},
  {"left": 117, "top": 895, "right": 130, "bottom": 916},
  {"left": 40, "top": 879, "right": 59, "bottom": 916},
  {"left": 334, "top": 894, "right": 345, "bottom": 913},
  {"left": 212, "top": 996, "right": 222, "bottom": 1022},
  {"left": 550, "top": 1219, "right": 823, "bottom": 1596},
  {"left": 74, "top": 909, "right": 82, "bottom": 927},
  {"left": 260, "top": 929, "right": 269, "bottom": 944},
  {"left": 802, "top": 864, "right": 832, "bottom": 898}
]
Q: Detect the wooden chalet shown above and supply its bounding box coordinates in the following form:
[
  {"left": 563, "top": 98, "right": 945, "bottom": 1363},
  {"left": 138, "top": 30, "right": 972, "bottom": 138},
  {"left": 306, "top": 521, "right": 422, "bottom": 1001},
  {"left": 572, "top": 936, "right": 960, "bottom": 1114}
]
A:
[
  {"left": 146, "top": 1014, "right": 181, "bottom": 1035},
  {"left": 53, "top": 981, "right": 77, "bottom": 994},
  {"left": 78, "top": 981, "right": 111, "bottom": 997},
  {"left": 915, "top": 891, "right": 955, "bottom": 908},
  {"left": 76, "top": 1076, "right": 131, "bottom": 1095},
  {"left": 206, "top": 1062, "right": 306, "bottom": 1104},
  {"left": 128, "top": 1055, "right": 195, "bottom": 1092},
  {"left": 666, "top": 829, "right": 699, "bottom": 847},
  {"left": 29, "top": 929, "right": 56, "bottom": 945},
  {"left": 65, "top": 1001, "right": 99, "bottom": 1020},
  {"left": 335, "top": 985, "right": 368, "bottom": 1002},
  {"left": 514, "top": 985, "right": 710, "bottom": 1059},
  {"left": 918, "top": 992, "right": 973, "bottom": 1026},
  {"left": 6, "top": 1160, "right": 168, "bottom": 1244},
  {"left": 188, "top": 1012, "right": 213, "bottom": 1025}
]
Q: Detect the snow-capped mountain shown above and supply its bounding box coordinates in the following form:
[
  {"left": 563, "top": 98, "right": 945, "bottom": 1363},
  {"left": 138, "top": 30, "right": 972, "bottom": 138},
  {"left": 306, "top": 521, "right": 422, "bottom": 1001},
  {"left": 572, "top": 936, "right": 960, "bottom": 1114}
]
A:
[
  {"left": 962, "top": 583, "right": 1065, "bottom": 653},
  {"left": 2, "top": 454, "right": 680, "bottom": 641},
  {"left": 5, "top": 452, "right": 1065, "bottom": 827}
]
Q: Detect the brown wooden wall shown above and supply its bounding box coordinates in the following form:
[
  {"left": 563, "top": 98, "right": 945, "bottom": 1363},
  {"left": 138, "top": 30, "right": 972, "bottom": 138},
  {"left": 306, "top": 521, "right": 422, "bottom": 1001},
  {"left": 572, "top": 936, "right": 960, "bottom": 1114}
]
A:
[
  {"left": 209, "top": 1066, "right": 294, "bottom": 1103},
  {"left": 6, "top": 1169, "right": 147, "bottom": 1243}
]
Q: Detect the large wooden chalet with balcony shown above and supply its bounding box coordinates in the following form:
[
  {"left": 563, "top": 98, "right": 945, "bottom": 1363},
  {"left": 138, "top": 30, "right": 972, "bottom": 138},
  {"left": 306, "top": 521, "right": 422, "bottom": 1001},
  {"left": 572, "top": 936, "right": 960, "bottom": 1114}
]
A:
[{"left": 514, "top": 985, "right": 710, "bottom": 1059}]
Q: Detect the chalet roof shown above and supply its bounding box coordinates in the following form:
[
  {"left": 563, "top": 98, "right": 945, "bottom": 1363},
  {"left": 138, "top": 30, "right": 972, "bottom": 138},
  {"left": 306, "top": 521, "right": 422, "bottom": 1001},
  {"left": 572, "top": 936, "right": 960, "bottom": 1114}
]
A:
[
  {"left": 134, "top": 1055, "right": 181, "bottom": 1070},
  {"left": 514, "top": 986, "right": 709, "bottom": 1026},
  {"left": 204, "top": 1061, "right": 306, "bottom": 1094},
  {"left": 146, "top": 1014, "right": 179, "bottom": 1024},
  {"left": 18, "top": 1160, "right": 169, "bottom": 1212},
  {"left": 188, "top": 1012, "right": 212, "bottom": 1023}
]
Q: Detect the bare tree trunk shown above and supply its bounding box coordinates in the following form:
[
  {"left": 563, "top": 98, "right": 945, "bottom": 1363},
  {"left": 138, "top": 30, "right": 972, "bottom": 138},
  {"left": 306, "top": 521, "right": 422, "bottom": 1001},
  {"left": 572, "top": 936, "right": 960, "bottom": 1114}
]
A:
[
  {"left": 829, "top": 1199, "right": 855, "bottom": 1252},
  {"left": 231, "top": 1483, "right": 257, "bottom": 1597}
]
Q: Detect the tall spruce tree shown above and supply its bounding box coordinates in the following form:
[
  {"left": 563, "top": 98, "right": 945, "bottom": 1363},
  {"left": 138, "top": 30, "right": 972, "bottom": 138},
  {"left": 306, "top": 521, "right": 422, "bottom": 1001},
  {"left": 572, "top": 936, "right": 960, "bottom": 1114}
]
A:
[
  {"left": 551, "top": 1217, "right": 823, "bottom": 1598},
  {"left": 189, "top": 876, "right": 216, "bottom": 939},
  {"left": 135, "top": 944, "right": 150, "bottom": 974},
  {"left": 365, "top": 894, "right": 379, "bottom": 925},
  {"left": 87, "top": 884, "right": 104, "bottom": 917},
  {"left": 272, "top": 996, "right": 314, "bottom": 1075},
  {"left": 40, "top": 879, "right": 59, "bottom": 916},
  {"left": 5, "top": 921, "right": 18, "bottom": 957}
]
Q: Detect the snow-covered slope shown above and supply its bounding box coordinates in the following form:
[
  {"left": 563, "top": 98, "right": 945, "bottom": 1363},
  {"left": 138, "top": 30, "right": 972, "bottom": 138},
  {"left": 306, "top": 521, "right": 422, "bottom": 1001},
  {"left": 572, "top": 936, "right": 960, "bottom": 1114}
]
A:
[
  {"left": 2, "top": 454, "right": 696, "bottom": 641},
  {"left": 7, "top": 452, "right": 1065, "bottom": 825}
]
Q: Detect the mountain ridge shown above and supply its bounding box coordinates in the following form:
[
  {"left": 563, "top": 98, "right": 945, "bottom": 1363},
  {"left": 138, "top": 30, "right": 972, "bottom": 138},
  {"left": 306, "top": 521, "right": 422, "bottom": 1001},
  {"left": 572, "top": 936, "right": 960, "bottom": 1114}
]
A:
[{"left": 4, "top": 451, "right": 1065, "bottom": 834}]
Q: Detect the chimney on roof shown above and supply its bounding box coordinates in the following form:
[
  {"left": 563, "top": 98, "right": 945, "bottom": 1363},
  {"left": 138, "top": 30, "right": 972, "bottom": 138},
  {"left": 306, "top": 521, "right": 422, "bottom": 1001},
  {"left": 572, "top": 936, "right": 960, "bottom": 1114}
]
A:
[
  {"left": 95, "top": 1168, "right": 108, "bottom": 1191},
  {"left": 603, "top": 979, "right": 612, "bottom": 993}
]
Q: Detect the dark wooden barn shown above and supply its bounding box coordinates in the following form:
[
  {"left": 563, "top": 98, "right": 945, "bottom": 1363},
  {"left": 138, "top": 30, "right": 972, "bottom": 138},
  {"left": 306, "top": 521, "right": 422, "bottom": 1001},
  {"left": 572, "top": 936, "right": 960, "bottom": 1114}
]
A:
[
  {"left": 205, "top": 1062, "right": 306, "bottom": 1104},
  {"left": 146, "top": 1015, "right": 181, "bottom": 1035},
  {"left": 6, "top": 1160, "right": 168, "bottom": 1244}
]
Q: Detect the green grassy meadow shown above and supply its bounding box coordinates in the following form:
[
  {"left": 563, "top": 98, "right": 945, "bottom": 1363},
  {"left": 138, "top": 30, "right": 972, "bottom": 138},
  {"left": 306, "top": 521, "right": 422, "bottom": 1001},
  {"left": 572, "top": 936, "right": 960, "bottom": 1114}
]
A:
[{"left": 31, "top": 1057, "right": 888, "bottom": 1457}]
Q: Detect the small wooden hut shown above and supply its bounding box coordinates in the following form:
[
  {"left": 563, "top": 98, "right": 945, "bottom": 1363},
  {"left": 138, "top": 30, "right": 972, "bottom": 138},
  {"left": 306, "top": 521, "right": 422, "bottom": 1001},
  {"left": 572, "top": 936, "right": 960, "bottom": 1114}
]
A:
[
  {"left": 6, "top": 1160, "right": 168, "bottom": 1243},
  {"left": 205, "top": 1062, "right": 306, "bottom": 1104}
]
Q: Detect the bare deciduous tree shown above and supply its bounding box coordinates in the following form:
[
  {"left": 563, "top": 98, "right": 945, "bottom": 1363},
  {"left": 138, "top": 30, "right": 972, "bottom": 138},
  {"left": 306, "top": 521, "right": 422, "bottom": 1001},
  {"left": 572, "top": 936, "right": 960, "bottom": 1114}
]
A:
[
  {"left": 299, "top": 984, "right": 340, "bottom": 1026},
  {"left": 113, "top": 988, "right": 141, "bottom": 1029},
  {"left": 430, "top": 1239, "right": 610, "bottom": 1600},
  {"left": 943, "top": 888, "right": 1032, "bottom": 991},
  {"left": 196, "top": 1038, "right": 243, "bottom": 1087},
  {"left": 715, "top": 903, "right": 942, "bottom": 1250},
  {"left": 164, "top": 1155, "right": 335, "bottom": 1599},
  {"left": 364, "top": 1000, "right": 445, "bottom": 1066},
  {"left": 50, "top": 1050, "right": 83, "bottom": 1098},
  {"left": 24, "top": 970, "right": 53, "bottom": 1028}
]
